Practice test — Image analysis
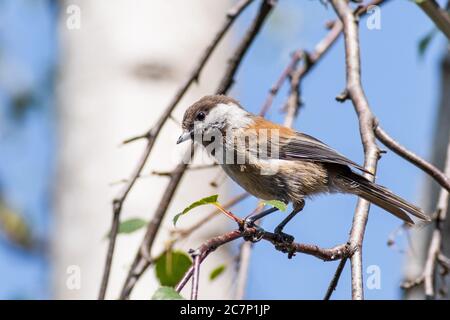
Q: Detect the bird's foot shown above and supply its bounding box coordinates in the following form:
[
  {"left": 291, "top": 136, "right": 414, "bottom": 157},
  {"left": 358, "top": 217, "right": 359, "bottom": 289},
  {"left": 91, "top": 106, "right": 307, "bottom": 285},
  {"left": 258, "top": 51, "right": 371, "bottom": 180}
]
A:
[
  {"left": 241, "top": 219, "right": 265, "bottom": 243},
  {"left": 273, "top": 227, "right": 295, "bottom": 244},
  {"left": 273, "top": 228, "right": 296, "bottom": 259},
  {"left": 274, "top": 231, "right": 295, "bottom": 244}
]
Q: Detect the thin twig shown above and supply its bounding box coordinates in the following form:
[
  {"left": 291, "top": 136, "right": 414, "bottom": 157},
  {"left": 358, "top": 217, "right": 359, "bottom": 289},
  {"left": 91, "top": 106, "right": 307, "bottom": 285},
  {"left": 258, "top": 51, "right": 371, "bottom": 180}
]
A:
[
  {"left": 151, "top": 164, "right": 218, "bottom": 177},
  {"left": 416, "top": 0, "right": 450, "bottom": 40},
  {"left": 119, "top": 153, "right": 192, "bottom": 299},
  {"left": 282, "top": 21, "right": 343, "bottom": 127},
  {"left": 216, "top": 0, "right": 277, "bottom": 94},
  {"left": 98, "top": 142, "right": 154, "bottom": 299},
  {"left": 282, "top": 0, "right": 388, "bottom": 128},
  {"left": 259, "top": 50, "right": 304, "bottom": 117},
  {"left": 424, "top": 229, "right": 441, "bottom": 298},
  {"left": 375, "top": 125, "right": 450, "bottom": 192},
  {"left": 190, "top": 250, "right": 201, "bottom": 300},
  {"left": 172, "top": 192, "right": 250, "bottom": 238},
  {"left": 109, "top": 164, "right": 219, "bottom": 185},
  {"left": 176, "top": 230, "right": 242, "bottom": 293},
  {"left": 283, "top": 53, "right": 305, "bottom": 128},
  {"left": 324, "top": 256, "right": 349, "bottom": 300}
]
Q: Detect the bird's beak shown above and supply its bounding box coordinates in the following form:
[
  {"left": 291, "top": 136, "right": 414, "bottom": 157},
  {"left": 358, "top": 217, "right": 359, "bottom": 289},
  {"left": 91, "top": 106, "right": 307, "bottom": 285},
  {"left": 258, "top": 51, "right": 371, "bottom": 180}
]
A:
[{"left": 176, "top": 130, "right": 192, "bottom": 144}]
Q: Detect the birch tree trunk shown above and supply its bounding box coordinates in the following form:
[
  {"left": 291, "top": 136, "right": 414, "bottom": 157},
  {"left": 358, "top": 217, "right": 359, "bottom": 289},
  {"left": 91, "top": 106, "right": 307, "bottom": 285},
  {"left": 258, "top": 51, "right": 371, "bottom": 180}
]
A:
[
  {"left": 54, "top": 0, "right": 233, "bottom": 299},
  {"left": 404, "top": 51, "right": 450, "bottom": 300}
]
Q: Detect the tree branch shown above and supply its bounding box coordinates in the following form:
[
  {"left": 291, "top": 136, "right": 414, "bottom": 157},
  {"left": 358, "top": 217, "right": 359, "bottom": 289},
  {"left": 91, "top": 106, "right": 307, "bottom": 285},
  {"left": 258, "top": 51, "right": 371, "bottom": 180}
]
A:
[
  {"left": 259, "top": 50, "right": 304, "bottom": 117},
  {"left": 375, "top": 125, "right": 450, "bottom": 192},
  {"left": 324, "top": 256, "right": 349, "bottom": 300},
  {"left": 190, "top": 249, "right": 201, "bottom": 300},
  {"left": 416, "top": 0, "right": 450, "bottom": 40},
  {"left": 282, "top": 20, "right": 343, "bottom": 127},
  {"left": 216, "top": 0, "right": 277, "bottom": 94},
  {"left": 172, "top": 192, "right": 250, "bottom": 239},
  {"left": 282, "top": 0, "right": 388, "bottom": 127}
]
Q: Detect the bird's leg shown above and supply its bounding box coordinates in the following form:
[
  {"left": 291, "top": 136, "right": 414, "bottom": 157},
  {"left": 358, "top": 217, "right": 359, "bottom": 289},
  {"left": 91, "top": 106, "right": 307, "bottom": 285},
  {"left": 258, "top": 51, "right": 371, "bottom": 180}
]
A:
[
  {"left": 244, "top": 206, "right": 279, "bottom": 226},
  {"left": 242, "top": 207, "right": 279, "bottom": 242},
  {"left": 273, "top": 200, "right": 305, "bottom": 244}
]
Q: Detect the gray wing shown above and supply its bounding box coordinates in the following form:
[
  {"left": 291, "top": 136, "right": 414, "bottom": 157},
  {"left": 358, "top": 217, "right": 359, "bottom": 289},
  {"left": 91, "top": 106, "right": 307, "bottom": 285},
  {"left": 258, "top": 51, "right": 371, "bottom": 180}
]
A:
[{"left": 278, "top": 132, "right": 373, "bottom": 175}]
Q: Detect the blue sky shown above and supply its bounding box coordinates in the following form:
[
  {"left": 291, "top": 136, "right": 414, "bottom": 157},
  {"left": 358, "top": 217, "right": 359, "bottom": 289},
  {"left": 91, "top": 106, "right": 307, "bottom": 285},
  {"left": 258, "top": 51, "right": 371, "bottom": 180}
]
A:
[
  {"left": 0, "top": 0, "right": 446, "bottom": 299},
  {"left": 0, "top": 0, "right": 57, "bottom": 299}
]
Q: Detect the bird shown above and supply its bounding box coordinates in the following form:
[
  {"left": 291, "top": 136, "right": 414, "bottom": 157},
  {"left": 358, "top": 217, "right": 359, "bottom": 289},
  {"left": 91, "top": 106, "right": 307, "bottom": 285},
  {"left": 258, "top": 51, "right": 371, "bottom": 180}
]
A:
[{"left": 177, "top": 95, "right": 430, "bottom": 243}]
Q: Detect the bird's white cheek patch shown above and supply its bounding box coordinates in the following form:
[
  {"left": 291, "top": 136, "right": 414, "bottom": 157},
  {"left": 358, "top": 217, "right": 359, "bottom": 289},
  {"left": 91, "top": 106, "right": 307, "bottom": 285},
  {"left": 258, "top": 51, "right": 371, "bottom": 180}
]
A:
[{"left": 206, "top": 103, "right": 253, "bottom": 130}]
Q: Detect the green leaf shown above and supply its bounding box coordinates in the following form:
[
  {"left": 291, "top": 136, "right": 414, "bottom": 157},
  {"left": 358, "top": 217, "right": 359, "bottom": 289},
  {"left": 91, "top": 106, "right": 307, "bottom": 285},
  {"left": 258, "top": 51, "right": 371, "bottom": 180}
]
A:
[
  {"left": 151, "top": 286, "right": 184, "bottom": 300},
  {"left": 106, "top": 218, "right": 147, "bottom": 238},
  {"left": 117, "top": 218, "right": 147, "bottom": 234},
  {"left": 155, "top": 250, "right": 192, "bottom": 287},
  {"left": 209, "top": 264, "right": 226, "bottom": 281},
  {"left": 0, "top": 201, "right": 32, "bottom": 249},
  {"left": 262, "top": 200, "right": 287, "bottom": 212},
  {"left": 418, "top": 28, "right": 437, "bottom": 58},
  {"left": 173, "top": 194, "right": 219, "bottom": 226}
]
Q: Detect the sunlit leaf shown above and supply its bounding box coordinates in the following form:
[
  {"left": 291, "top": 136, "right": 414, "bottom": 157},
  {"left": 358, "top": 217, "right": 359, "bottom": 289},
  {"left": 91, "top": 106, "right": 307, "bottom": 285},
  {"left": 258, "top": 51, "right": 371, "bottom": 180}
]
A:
[
  {"left": 418, "top": 28, "right": 437, "bottom": 58},
  {"left": 173, "top": 194, "right": 219, "bottom": 226},
  {"left": 151, "top": 286, "right": 184, "bottom": 300},
  {"left": 209, "top": 264, "right": 226, "bottom": 281},
  {"left": 10, "top": 91, "right": 36, "bottom": 120},
  {"left": 155, "top": 250, "right": 192, "bottom": 287},
  {"left": 0, "top": 201, "right": 32, "bottom": 249},
  {"left": 262, "top": 200, "right": 287, "bottom": 212},
  {"left": 107, "top": 218, "right": 147, "bottom": 237}
]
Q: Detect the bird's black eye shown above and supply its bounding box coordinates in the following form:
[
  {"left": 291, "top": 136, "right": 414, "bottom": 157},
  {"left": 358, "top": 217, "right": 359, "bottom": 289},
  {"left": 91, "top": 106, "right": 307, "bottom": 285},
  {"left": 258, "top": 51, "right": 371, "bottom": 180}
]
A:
[{"left": 196, "top": 111, "right": 206, "bottom": 121}]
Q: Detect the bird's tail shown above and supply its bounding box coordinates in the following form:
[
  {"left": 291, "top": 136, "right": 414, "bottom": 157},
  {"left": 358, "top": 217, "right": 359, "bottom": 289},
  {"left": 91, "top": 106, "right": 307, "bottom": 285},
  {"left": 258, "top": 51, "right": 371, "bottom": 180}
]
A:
[{"left": 338, "top": 171, "right": 430, "bottom": 225}]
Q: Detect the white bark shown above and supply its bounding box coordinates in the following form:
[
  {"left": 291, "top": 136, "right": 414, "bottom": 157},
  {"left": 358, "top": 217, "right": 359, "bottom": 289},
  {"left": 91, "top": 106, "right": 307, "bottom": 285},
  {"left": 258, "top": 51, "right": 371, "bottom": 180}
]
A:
[
  {"left": 404, "top": 52, "right": 450, "bottom": 300},
  {"left": 54, "top": 0, "right": 234, "bottom": 299}
]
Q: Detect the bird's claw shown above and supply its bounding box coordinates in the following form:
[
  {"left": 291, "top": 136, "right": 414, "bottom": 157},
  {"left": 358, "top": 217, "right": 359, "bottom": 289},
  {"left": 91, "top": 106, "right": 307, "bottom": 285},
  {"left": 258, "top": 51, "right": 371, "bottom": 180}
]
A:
[
  {"left": 241, "top": 219, "right": 265, "bottom": 243},
  {"left": 274, "top": 231, "right": 295, "bottom": 244},
  {"left": 273, "top": 230, "right": 296, "bottom": 259}
]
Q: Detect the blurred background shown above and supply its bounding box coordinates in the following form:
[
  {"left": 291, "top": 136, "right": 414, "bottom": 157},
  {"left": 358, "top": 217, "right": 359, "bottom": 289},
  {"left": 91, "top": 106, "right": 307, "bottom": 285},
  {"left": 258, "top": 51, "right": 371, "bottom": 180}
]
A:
[{"left": 0, "top": 0, "right": 448, "bottom": 299}]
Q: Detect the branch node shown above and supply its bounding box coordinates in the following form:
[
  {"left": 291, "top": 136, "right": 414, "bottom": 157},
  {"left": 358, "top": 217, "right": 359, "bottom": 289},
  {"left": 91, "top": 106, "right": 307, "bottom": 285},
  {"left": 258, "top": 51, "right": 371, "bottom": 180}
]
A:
[
  {"left": 112, "top": 199, "right": 121, "bottom": 213},
  {"left": 335, "top": 89, "right": 349, "bottom": 102},
  {"left": 303, "top": 50, "right": 313, "bottom": 68},
  {"left": 325, "top": 19, "right": 336, "bottom": 30},
  {"left": 122, "top": 131, "right": 151, "bottom": 145},
  {"left": 189, "top": 248, "right": 201, "bottom": 257}
]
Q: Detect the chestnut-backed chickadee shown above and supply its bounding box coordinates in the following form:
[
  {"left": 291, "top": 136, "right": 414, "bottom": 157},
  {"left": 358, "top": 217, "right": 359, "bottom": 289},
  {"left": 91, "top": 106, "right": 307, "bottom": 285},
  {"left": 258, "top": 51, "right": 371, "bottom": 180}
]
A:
[{"left": 177, "top": 95, "right": 429, "bottom": 242}]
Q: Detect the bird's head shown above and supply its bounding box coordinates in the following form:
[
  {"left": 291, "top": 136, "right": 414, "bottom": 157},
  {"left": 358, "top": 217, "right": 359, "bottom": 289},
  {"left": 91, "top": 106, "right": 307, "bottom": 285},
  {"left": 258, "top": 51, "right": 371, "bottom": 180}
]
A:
[{"left": 177, "top": 95, "right": 252, "bottom": 144}]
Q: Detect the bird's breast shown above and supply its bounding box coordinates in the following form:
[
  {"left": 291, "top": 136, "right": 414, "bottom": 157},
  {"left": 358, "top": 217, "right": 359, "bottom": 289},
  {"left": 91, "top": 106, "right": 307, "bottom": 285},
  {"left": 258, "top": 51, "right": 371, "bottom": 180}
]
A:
[
  {"left": 220, "top": 158, "right": 330, "bottom": 204},
  {"left": 220, "top": 162, "right": 289, "bottom": 202}
]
